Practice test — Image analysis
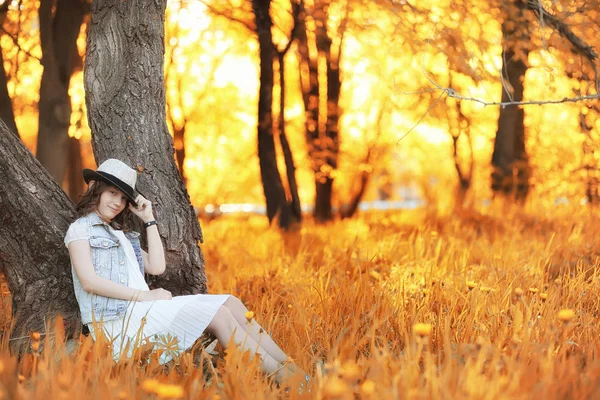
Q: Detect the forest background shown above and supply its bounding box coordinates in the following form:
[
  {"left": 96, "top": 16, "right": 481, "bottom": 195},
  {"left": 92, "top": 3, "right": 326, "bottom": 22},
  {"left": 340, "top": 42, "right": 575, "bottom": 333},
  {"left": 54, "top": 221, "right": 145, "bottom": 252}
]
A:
[{"left": 3, "top": 0, "right": 599, "bottom": 222}]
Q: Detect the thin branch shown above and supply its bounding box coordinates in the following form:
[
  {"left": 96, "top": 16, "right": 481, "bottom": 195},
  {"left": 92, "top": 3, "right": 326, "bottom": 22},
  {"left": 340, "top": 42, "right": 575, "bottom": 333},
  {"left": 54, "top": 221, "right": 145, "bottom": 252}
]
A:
[
  {"left": 396, "top": 90, "right": 445, "bottom": 144},
  {"left": 417, "top": 59, "right": 600, "bottom": 107},
  {"left": 197, "top": 0, "right": 254, "bottom": 34},
  {"left": 444, "top": 87, "right": 600, "bottom": 107},
  {"left": 525, "top": 0, "right": 598, "bottom": 63},
  {"left": 275, "top": 0, "right": 301, "bottom": 56},
  {"left": 0, "top": 26, "right": 41, "bottom": 62}
]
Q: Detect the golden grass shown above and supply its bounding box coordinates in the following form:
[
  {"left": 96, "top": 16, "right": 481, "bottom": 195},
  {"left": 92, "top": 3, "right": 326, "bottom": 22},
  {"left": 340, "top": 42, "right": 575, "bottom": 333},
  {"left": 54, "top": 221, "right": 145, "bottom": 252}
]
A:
[{"left": 2, "top": 205, "right": 600, "bottom": 399}]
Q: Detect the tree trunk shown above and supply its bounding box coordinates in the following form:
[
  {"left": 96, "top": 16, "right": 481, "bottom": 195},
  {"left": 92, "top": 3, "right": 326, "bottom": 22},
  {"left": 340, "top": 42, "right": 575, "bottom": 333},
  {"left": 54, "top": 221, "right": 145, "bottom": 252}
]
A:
[
  {"left": 298, "top": 1, "right": 342, "bottom": 222},
  {"left": 491, "top": 1, "right": 530, "bottom": 201},
  {"left": 0, "top": 119, "right": 79, "bottom": 342},
  {"left": 84, "top": 0, "right": 206, "bottom": 294},
  {"left": 36, "top": 0, "right": 87, "bottom": 184},
  {"left": 447, "top": 77, "right": 473, "bottom": 209},
  {"left": 252, "top": 0, "right": 294, "bottom": 229},
  {"left": 0, "top": 7, "right": 19, "bottom": 137},
  {"left": 66, "top": 137, "right": 83, "bottom": 202},
  {"left": 315, "top": 7, "right": 341, "bottom": 222},
  {"left": 297, "top": 3, "right": 324, "bottom": 221},
  {"left": 580, "top": 108, "right": 599, "bottom": 204},
  {"left": 277, "top": 52, "right": 302, "bottom": 222}
]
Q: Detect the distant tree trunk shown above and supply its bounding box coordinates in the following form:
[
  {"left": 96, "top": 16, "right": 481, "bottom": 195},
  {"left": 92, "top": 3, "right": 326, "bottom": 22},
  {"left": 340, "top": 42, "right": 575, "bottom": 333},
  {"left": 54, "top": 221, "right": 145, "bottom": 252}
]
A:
[
  {"left": 252, "top": 0, "right": 294, "bottom": 229},
  {"left": 36, "top": 0, "right": 87, "bottom": 184},
  {"left": 298, "top": 1, "right": 343, "bottom": 222},
  {"left": 84, "top": 0, "right": 207, "bottom": 294},
  {"left": 0, "top": 5, "right": 19, "bottom": 137},
  {"left": 491, "top": 1, "right": 530, "bottom": 201},
  {"left": 66, "top": 137, "right": 83, "bottom": 201},
  {"left": 447, "top": 76, "right": 473, "bottom": 208},
  {"left": 0, "top": 119, "right": 79, "bottom": 342},
  {"left": 278, "top": 52, "right": 302, "bottom": 222},
  {"left": 315, "top": 4, "right": 342, "bottom": 222},
  {"left": 580, "top": 107, "right": 599, "bottom": 204},
  {"left": 341, "top": 104, "right": 385, "bottom": 219}
]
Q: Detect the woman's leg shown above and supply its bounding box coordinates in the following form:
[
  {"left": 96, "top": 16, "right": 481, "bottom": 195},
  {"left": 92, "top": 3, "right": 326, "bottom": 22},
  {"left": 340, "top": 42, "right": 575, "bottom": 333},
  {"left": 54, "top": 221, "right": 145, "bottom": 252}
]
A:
[
  {"left": 206, "top": 305, "right": 298, "bottom": 382},
  {"left": 222, "top": 296, "right": 289, "bottom": 363}
]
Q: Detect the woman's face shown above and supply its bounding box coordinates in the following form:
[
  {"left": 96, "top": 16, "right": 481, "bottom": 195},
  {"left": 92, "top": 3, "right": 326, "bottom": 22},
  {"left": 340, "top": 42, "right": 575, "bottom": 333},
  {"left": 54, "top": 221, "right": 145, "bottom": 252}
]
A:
[{"left": 97, "top": 186, "right": 128, "bottom": 221}]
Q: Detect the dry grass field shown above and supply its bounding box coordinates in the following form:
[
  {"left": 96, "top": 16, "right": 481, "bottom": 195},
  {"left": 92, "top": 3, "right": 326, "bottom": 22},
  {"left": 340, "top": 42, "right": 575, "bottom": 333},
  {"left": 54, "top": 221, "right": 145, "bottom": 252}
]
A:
[{"left": 1, "top": 205, "right": 600, "bottom": 399}]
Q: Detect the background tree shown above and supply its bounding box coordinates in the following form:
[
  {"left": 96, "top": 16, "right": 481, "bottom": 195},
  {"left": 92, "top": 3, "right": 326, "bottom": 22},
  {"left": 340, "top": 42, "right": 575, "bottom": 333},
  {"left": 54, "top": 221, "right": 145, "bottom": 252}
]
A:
[
  {"left": 297, "top": 0, "right": 347, "bottom": 222},
  {"left": 490, "top": 0, "right": 531, "bottom": 201},
  {"left": 84, "top": 0, "right": 207, "bottom": 294},
  {"left": 36, "top": 0, "right": 87, "bottom": 185},
  {"left": 0, "top": 2, "right": 18, "bottom": 137},
  {"left": 251, "top": 0, "right": 299, "bottom": 229}
]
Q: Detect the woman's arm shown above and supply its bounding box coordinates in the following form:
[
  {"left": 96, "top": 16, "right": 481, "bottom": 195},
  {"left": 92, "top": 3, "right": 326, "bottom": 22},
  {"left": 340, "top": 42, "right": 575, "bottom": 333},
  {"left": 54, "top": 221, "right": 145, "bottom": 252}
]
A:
[
  {"left": 68, "top": 239, "right": 171, "bottom": 300},
  {"left": 141, "top": 223, "right": 166, "bottom": 275},
  {"left": 130, "top": 194, "right": 166, "bottom": 275}
]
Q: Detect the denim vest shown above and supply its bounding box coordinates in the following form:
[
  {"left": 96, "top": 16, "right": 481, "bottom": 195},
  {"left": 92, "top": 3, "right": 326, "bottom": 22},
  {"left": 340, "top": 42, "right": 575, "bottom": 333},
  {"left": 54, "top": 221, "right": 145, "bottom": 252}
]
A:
[{"left": 67, "top": 213, "right": 145, "bottom": 325}]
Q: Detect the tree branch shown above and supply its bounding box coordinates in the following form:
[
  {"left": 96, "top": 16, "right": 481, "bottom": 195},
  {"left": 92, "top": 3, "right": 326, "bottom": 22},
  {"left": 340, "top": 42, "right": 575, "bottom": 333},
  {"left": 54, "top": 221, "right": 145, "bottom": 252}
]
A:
[
  {"left": 0, "top": 26, "right": 41, "bottom": 62},
  {"left": 444, "top": 88, "right": 600, "bottom": 107},
  {"left": 525, "top": 0, "right": 598, "bottom": 63},
  {"left": 198, "top": 0, "right": 255, "bottom": 33},
  {"left": 275, "top": 0, "right": 301, "bottom": 56},
  {"left": 402, "top": 60, "right": 600, "bottom": 109}
]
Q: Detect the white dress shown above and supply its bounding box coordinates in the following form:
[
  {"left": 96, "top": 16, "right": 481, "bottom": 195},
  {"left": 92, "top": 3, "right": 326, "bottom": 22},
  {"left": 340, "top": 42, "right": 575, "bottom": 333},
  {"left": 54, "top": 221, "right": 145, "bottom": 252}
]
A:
[{"left": 87, "top": 226, "right": 230, "bottom": 364}]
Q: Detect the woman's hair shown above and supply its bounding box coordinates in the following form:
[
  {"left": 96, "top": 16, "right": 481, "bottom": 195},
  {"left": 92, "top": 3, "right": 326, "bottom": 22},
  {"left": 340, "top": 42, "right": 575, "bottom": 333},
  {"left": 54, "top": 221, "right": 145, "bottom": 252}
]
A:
[{"left": 76, "top": 180, "right": 133, "bottom": 230}]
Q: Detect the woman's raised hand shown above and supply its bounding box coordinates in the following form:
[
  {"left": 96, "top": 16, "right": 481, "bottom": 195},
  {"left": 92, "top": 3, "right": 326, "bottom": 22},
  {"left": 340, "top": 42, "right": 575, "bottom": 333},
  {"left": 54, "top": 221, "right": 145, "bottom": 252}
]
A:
[
  {"left": 129, "top": 194, "right": 154, "bottom": 223},
  {"left": 139, "top": 288, "right": 172, "bottom": 301}
]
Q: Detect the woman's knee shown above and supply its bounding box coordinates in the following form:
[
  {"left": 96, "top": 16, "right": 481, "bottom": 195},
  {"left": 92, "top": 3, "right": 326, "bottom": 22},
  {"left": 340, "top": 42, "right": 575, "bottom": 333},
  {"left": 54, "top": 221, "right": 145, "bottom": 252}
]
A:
[
  {"left": 224, "top": 295, "right": 246, "bottom": 311},
  {"left": 206, "top": 305, "right": 236, "bottom": 333}
]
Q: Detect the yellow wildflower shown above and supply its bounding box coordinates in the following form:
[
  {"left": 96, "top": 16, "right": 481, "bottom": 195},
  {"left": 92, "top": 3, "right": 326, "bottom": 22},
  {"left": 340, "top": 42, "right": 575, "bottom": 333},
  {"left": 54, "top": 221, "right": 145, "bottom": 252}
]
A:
[
  {"left": 245, "top": 311, "right": 255, "bottom": 321},
  {"left": 413, "top": 323, "right": 432, "bottom": 337},
  {"left": 141, "top": 378, "right": 161, "bottom": 393},
  {"left": 557, "top": 309, "right": 575, "bottom": 322},
  {"left": 361, "top": 379, "right": 376, "bottom": 395},
  {"left": 529, "top": 287, "right": 539, "bottom": 294},
  {"left": 514, "top": 288, "right": 523, "bottom": 297},
  {"left": 540, "top": 293, "right": 548, "bottom": 301},
  {"left": 156, "top": 383, "right": 185, "bottom": 399},
  {"left": 466, "top": 281, "right": 476, "bottom": 290}
]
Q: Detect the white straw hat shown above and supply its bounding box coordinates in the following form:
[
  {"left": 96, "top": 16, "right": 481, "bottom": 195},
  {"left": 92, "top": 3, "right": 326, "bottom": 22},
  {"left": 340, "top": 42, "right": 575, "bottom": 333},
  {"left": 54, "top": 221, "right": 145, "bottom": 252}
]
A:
[{"left": 82, "top": 159, "right": 138, "bottom": 206}]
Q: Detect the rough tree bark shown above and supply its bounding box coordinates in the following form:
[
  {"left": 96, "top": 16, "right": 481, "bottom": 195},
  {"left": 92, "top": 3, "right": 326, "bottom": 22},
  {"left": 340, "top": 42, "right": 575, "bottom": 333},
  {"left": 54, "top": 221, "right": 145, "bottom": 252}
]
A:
[
  {"left": 36, "top": 0, "right": 87, "bottom": 185},
  {"left": 84, "top": 0, "right": 206, "bottom": 294},
  {"left": 491, "top": 0, "right": 530, "bottom": 201},
  {"left": 251, "top": 0, "right": 295, "bottom": 229},
  {"left": 0, "top": 3, "right": 19, "bottom": 137},
  {"left": 0, "top": 120, "right": 79, "bottom": 341}
]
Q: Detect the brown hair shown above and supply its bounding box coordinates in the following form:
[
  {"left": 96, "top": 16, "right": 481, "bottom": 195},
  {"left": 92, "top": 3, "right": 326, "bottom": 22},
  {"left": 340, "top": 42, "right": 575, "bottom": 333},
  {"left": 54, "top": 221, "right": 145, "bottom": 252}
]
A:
[{"left": 76, "top": 180, "right": 133, "bottom": 230}]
